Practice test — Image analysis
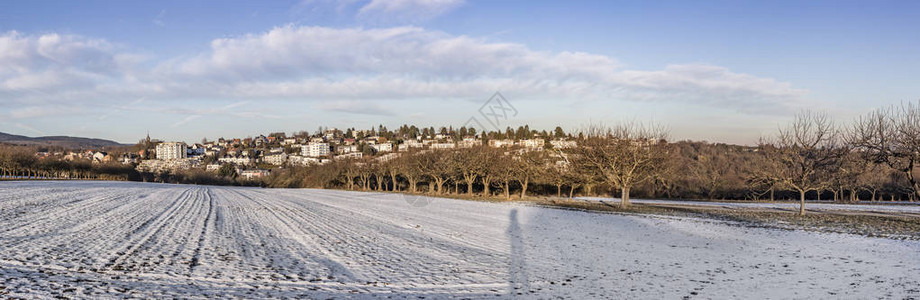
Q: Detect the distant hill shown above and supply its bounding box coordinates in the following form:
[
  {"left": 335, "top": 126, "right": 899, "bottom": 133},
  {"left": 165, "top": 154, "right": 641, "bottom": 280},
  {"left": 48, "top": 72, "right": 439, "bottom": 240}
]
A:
[{"left": 0, "top": 132, "right": 126, "bottom": 149}]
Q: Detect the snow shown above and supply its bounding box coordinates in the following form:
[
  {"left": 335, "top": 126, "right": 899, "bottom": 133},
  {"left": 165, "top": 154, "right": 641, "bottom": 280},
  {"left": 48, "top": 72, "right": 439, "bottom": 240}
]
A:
[
  {"left": 1, "top": 181, "right": 918, "bottom": 299},
  {"left": 579, "top": 196, "right": 920, "bottom": 214}
]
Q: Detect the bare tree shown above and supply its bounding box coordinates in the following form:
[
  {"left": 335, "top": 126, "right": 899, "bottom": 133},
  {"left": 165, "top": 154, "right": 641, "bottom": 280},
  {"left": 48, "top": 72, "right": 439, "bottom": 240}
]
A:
[
  {"left": 455, "top": 147, "right": 484, "bottom": 195},
  {"left": 850, "top": 102, "right": 920, "bottom": 200},
  {"left": 514, "top": 150, "right": 546, "bottom": 199},
  {"left": 399, "top": 154, "right": 424, "bottom": 193},
  {"left": 771, "top": 111, "right": 841, "bottom": 215},
  {"left": 418, "top": 151, "right": 450, "bottom": 194},
  {"left": 574, "top": 123, "right": 669, "bottom": 207}
]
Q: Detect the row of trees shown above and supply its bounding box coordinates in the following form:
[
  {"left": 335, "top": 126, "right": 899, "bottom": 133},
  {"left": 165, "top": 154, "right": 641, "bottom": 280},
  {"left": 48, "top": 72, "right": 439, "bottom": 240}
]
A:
[
  {"left": 262, "top": 102, "right": 920, "bottom": 217},
  {"left": 0, "top": 145, "right": 138, "bottom": 181}
]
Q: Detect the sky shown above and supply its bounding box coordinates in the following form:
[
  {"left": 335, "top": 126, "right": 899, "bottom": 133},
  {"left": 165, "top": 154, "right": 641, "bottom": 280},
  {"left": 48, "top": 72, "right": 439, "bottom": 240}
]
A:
[{"left": 1, "top": 0, "right": 918, "bottom": 145}]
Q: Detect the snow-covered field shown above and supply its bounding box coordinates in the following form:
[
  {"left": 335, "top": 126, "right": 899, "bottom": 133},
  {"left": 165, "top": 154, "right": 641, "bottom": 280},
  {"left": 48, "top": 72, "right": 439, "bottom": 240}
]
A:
[
  {"left": 1, "top": 181, "right": 918, "bottom": 299},
  {"left": 580, "top": 196, "right": 920, "bottom": 214}
]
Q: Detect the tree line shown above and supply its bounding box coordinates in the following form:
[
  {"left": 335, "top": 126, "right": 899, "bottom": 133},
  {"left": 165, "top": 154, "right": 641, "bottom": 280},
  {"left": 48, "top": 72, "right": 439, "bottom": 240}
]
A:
[{"left": 262, "top": 102, "right": 920, "bottom": 216}]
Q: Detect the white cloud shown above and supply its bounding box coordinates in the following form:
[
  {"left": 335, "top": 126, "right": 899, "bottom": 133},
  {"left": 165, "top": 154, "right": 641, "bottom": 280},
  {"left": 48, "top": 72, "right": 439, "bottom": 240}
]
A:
[
  {"left": 0, "top": 26, "right": 808, "bottom": 119},
  {"left": 0, "top": 31, "right": 139, "bottom": 102},
  {"left": 162, "top": 25, "right": 804, "bottom": 112}
]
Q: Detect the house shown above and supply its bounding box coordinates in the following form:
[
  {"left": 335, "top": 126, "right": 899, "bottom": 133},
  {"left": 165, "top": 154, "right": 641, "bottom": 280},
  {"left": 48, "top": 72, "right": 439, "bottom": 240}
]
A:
[
  {"left": 458, "top": 138, "right": 482, "bottom": 148},
  {"left": 262, "top": 153, "right": 289, "bottom": 165},
  {"left": 430, "top": 143, "right": 456, "bottom": 150},
  {"left": 336, "top": 145, "right": 359, "bottom": 154},
  {"left": 187, "top": 144, "right": 206, "bottom": 156},
  {"left": 120, "top": 153, "right": 140, "bottom": 165},
  {"left": 91, "top": 151, "right": 108, "bottom": 163},
  {"left": 254, "top": 135, "right": 268, "bottom": 147},
  {"left": 289, "top": 155, "right": 328, "bottom": 166},
  {"left": 334, "top": 152, "right": 363, "bottom": 160},
  {"left": 136, "top": 158, "right": 199, "bottom": 173},
  {"left": 402, "top": 139, "right": 423, "bottom": 148},
  {"left": 376, "top": 153, "right": 400, "bottom": 162},
  {"left": 520, "top": 139, "right": 545, "bottom": 149},
  {"left": 218, "top": 156, "right": 254, "bottom": 166},
  {"left": 268, "top": 147, "right": 284, "bottom": 154},
  {"left": 370, "top": 142, "right": 393, "bottom": 153},
  {"left": 488, "top": 139, "right": 515, "bottom": 148},
  {"left": 239, "top": 169, "right": 270, "bottom": 180}
]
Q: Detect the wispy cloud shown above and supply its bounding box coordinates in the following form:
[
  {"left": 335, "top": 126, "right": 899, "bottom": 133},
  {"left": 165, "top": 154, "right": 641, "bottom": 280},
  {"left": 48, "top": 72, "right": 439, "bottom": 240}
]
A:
[
  {"left": 15, "top": 123, "right": 45, "bottom": 135},
  {"left": 317, "top": 100, "right": 396, "bottom": 116},
  {"left": 153, "top": 9, "right": 167, "bottom": 27},
  {"left": 357, "top": 0, "right": 465, "bottom": 22},
  {"left": 171, "top": 115, "right": 201, "bottom": 128}
]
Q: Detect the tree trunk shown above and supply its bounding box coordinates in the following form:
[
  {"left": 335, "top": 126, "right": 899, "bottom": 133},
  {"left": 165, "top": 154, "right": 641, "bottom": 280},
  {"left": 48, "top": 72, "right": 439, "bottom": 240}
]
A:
[
  {"left": 556, "top": 184, "right": 562, "bottom": 197},
  {"left": 465, "top": 174, "right": 475, "bottom": 195},
  {"left": 799, "top": 189, "right": 806, "bottom": 216},
  {"left": 621, "top": 187, "right": 630, "bottom": 207},
  {"left": 391, "top": 174, "right": 398, "bottom": 191},
  {"left": 903, "top": 160, "right": 920, "bottom": 201},
  {"left": 435, "top": 178, "right": 445, "bottom": 195},
  {"left": 569, "top": 185, "right": 576, "bottom": 199},
  {"left": 519, "top": 179, "right": 529, "bottom": 199},
  {"left": 408, "top": 179, "right": 417, "bottom": 193}
]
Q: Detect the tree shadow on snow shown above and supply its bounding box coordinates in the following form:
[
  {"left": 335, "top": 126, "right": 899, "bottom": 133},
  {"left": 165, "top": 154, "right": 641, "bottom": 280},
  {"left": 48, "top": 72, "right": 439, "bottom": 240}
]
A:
[{"left": 507, "top": 209, "right": 530, "bottom": 295}]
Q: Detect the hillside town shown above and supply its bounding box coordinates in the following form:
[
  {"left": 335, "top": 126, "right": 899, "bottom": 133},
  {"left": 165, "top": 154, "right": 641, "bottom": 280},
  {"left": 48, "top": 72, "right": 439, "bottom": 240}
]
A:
[{"left": 135, "top": 126, "right": 577, "bottom": 180}]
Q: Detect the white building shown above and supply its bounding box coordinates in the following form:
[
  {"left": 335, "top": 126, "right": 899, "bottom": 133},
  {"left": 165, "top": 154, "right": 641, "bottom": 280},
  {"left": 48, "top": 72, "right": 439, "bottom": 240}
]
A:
[
  {"left": 458, "top": 138, "right": 482, "bottom": 148},
  {"left": 334, "top": 152, "right": 363, "bottom": 160},
  {"left": 239, "top": 169, "right": 270, "bottom": 180},
  {"left": 336, "top": 145, "right": 359, "bottom": 154},
  {"left": 488, "top": 139, "right": 515, "bottom": 148},
  {"left": 289, "top": 155, "right": 329, "bottom": 166},
  {"left": 218, "top": 156, "right": 254, "bottom": 166},
  {"left": 550, "top": 139, "right": 578, "bottom": 149},
  {"left": 376, "top": 153, "right": 400, "bottom": 162},
  {"left": 262, "top": 153, "right": 289, "bottom": 165},
  {"left": 520, "top": 139, "right": 545, "bottom": 149},
  {"left": 371, "top": 142, "right": 393, "bottom": 153},
  {"left": 403, "top": 139, "right": 424, "bottom": 148},
  {"left": 301, "top": 143, "right": 330, "bottom": 157},
  {"left": 156, "top": 142, "right": 188, "bottom": 160},
  {"left": 430, "top": 143, "right": 456, "bottom": 150}
]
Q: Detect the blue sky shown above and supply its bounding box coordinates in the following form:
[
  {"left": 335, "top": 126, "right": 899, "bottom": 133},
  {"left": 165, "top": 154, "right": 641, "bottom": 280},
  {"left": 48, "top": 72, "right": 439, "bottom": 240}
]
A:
[{"left": 1, "top": 0, "right": 918, "bottom": 145}]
